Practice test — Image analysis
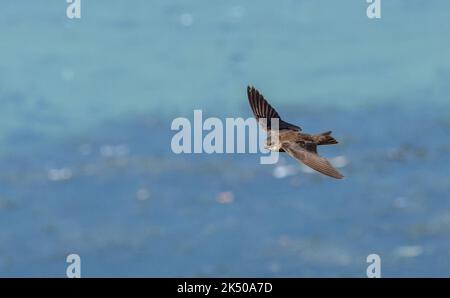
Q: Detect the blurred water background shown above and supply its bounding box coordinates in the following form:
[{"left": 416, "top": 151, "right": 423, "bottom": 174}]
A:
[{"left": 0, "top": 0, "right": 450, "bottom": 277}]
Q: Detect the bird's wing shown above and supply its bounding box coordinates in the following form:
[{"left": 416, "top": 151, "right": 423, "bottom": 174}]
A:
[
  {"left": 281, "top": 141, "right": 344, "bottom": 179},
  {"left": 247, "top": 86, "right": 301, "bottom": 131},
  {"left": 304, "top": 141, "right": 317, "bottom": 153},
  {"left": 247, "top": 86, "right": 281, "bottom": 131}
]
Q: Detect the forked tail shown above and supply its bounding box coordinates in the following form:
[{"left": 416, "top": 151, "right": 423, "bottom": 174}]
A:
[{"left": 314, "top": 131, "right": 338, "bottom": 145}]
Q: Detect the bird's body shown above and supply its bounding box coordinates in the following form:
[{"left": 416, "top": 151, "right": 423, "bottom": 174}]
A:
[
  {"left": 265, "top": 130, "right": 336, "bottom": 152},
  {"left": 247, "top": 86, "right": 344, "bottom": 179}
]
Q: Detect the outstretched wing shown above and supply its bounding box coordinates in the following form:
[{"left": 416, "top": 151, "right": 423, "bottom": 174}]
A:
[
  {"left": 247, "top": 86, "right": 301, "bottom": 131},
  {"left": 247, "top": 86, "right": 281, "bottom": 131},
  {"left": 281, "top": 141, "right": 344, "bottom": 179}
]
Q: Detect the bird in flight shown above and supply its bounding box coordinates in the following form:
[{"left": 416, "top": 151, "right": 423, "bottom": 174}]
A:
[{"left": 247, "top": 86, "right": 344, "bottom": 179}]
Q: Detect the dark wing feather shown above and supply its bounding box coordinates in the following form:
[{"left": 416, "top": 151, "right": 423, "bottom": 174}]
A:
[
  {"left": 304, "top": 141, "right": 317, "bottom": 153},
  {"left": 247, "top": 86, "right": 301, "bottom": 131},
  {"left": 247, "top": 86, "right": 280, "bottom": 130},
  {"left": 282, "top": 141, "right": 344, "bottom": 179}
]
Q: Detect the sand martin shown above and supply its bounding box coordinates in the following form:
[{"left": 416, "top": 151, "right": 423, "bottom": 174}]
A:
[{"left": 247, "top": 86, "right": 344, "bottom": 179}]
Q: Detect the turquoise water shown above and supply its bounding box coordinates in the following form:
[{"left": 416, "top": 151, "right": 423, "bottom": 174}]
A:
[{"left": 0, "top": 1, "right": 450, "bottom": 276}]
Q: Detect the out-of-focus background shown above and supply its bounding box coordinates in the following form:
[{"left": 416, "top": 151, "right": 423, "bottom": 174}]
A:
[{"left": 0, "top": 0, "right": 450, "bottom": 277}]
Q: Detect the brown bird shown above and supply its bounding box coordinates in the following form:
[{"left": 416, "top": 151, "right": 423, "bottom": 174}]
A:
[{"left": 247, "top": 86, "right": 344, "bottom": 179}]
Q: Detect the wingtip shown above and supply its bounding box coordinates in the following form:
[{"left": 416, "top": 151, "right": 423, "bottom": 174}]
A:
[{"left": 335, "top": 173, "right": 345, "bottom": 179}]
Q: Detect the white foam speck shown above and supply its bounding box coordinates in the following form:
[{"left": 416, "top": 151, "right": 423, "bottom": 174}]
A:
[
  {"left": 48, "top": 168, "right": 73, "bottom": 182},
  {"left": 180, "top": 13, "right": 193, "bottom": 27},
  {"left": 136, "top": 188, "right": 151, "bottom": 201},
  {"left": 394, "top": 245, "right": 423, "bottom": 258},
  {"left": 100, "top": 144, "right": 129, "bottom": 158},
  {"left": 216, "top": 191, "right": 234, "bottom": 204},
  {"left": 273, "top": 165, "right": 297, "bottom": 179},
  {"left": 330, "top": 155, "right": 348, "bottom": 168}
]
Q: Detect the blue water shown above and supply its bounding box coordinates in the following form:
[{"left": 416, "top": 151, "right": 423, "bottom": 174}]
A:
[{"left": 0, "top": 1, "right": 450, "bottom": 277}]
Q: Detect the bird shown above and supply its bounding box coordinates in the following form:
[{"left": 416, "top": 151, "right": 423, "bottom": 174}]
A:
[{"left": 247, "top": 86, "right": 344, "bottom": 179}]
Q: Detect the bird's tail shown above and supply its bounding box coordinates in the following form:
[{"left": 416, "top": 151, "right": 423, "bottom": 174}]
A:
[{"left": 314, "top": 131, "right": 338, "bottom": 145}]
